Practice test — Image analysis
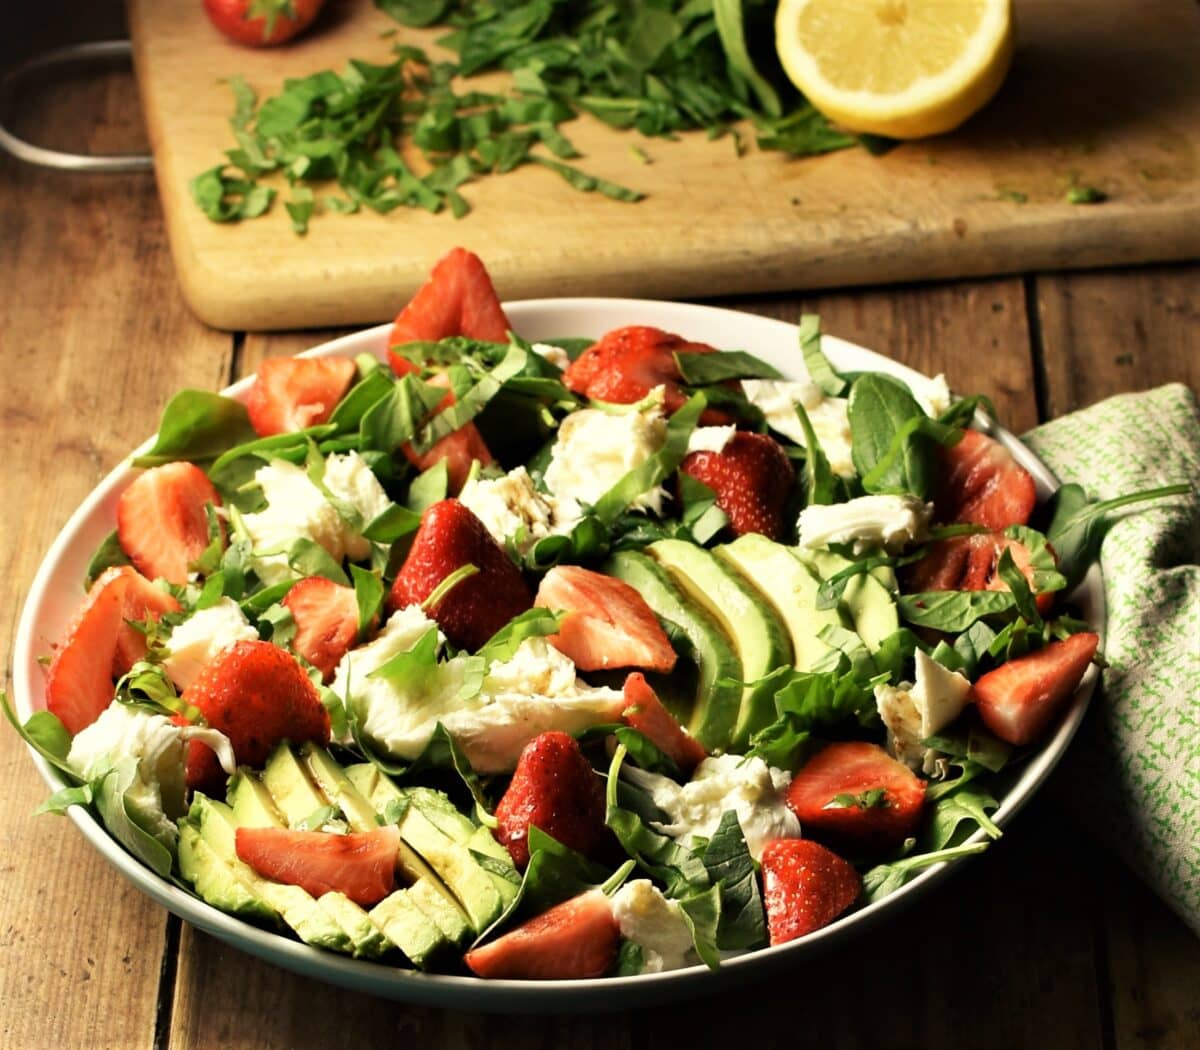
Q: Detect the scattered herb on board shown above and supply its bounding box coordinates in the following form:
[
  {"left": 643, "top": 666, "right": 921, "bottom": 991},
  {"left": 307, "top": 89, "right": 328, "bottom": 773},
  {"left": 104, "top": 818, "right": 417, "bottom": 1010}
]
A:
[
  {"left": 1066, "top": 186, "right": 1106, "bottom": 205},
  {"left": 192, "top": 0, "right": 867, "bottom": 232}
]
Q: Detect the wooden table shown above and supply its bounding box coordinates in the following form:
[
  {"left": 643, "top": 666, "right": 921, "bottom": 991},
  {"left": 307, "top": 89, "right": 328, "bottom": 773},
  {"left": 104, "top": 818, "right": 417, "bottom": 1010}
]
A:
[{"left": 2, "top": 5, "right": 1197, "bottom": 1048}]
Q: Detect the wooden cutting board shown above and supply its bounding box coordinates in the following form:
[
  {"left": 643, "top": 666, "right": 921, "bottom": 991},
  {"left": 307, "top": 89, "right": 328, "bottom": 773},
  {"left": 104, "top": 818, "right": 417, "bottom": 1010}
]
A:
[{"left": 128, "top": 0, "right": 1200, "bottom": 331}]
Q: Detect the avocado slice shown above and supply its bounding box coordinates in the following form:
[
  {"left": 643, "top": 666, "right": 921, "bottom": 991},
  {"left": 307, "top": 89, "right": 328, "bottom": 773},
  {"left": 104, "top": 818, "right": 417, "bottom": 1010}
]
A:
[
  {"left": 796, "top": 548, "right": 899, "bottom": 652},
  {"left": 178, "top": 820, "right": 276, "bottom": 924},
  {"left": 316, "top": 892, "right": 391, "bottom": 960},
  {"left": 604, "top": 549, "right": 742, "bottom": 751},
  {"left": 648, "top": 539, "right": 793, "bottom": 750},
  {"left": 717, "top": 534, "right": 849, "bottom": 672},
  {"left": 407, "top": 877, "right": 473, "bottom": 947},
  {"left": 369, "top": 890, "right": 455, "bottom": 971},
  {"left": 227, "top": 769, "right": 287, "bottom": 829}
]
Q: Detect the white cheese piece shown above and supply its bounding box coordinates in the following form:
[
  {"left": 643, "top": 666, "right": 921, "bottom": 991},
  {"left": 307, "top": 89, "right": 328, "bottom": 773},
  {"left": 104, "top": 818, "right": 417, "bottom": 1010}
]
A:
[
  {"left": 458, "top": 467, "right": 561, "bottom": 555},
  {"left": 741, "top": 379, "right": 856, "bottom": 478},
  {"left": 874, "top": 649, "right": 972, "bottom": 773},
  {"left": 531, "top": 342, "right": 571, "bottom": 371},
  {"left": 908, "top": 372, "right": 953, "bottom": 418},
  {"left": 611, "top": 880, "right": 698, "bottom": 973},
  {"left": 481, "top": 636, "right": 580, "bottom": 699},
  {"left": 686, "top": 425, "right": 737, "bottom": 456},
  {"left": 625, "top": 754, "right": 800, "bottom": 860},
  {"left": 161, "top": 597, "right": 259, "bottom": 690},
  {"left": 798, "top": 494, "right": 933, "bottom": 554}
]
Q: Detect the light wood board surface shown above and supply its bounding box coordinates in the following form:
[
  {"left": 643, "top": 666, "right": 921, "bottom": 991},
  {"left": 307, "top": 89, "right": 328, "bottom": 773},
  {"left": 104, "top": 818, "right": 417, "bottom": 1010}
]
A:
[{"left": 127, "top": 0, "right": 1200, "bottom": 331}]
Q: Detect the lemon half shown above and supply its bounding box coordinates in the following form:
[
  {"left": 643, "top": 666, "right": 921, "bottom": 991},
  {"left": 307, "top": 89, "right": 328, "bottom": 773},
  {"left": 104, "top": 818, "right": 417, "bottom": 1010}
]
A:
[{"left": 775, "top": 0, "right": 1014, "bottom": 139}]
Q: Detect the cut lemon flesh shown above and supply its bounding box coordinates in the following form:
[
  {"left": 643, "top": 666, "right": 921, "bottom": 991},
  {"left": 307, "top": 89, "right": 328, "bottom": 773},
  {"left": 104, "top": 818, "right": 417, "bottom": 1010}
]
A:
[{"left": 775, "top": 0, "right": 1014, "bottom": 139}]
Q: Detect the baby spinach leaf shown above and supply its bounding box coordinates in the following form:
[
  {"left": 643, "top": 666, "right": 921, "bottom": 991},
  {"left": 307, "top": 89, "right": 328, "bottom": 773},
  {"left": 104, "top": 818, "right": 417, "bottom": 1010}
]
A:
[
  {"left": 674, "top": 350, "right": 781, "bottom": 385},
  {"left": 848, "top": 374, "right": 937, "bottom": 498},
  {"left": 329, "top": 367, "right": 394, "bottom": 432},
  {"left": 794, "top": 400, "right": 837, "bottom": 507},
  {"left": 615, "top": 940, "right": 646, "bottom": 977},
  {"left": 897, "top": 591, "right": 1016, "bottom": 632},
  {"left": 678, "top": 883, "right": 723, "bottom": 970},
  {"left": 476, "top": 608, "right": 564, "bottom": 665},
  {"left": 85, "top": 530, "right": 132, "bottom": 589},
  {"left": 93, "top": 760, "right": 176, "bottom": 877},
  {"left": 702, "top": 811, "right": 767, "bottom": 950},
  {"left": 133, "top": 391, "right": 258, "bottom": 468},
  {"left": 1, "top": 693, "right": 76, "bottom": 779},
  {"left": 925, "top": 784, "right": 1002, "bottom": 851},
  {"left": 286, "top": 538, "right": 350, "bottom": 586},
  {"left": 997, "top": 547, "right": 1042, "bottom": 629},
  {"left": 362, "top": 503, "right": 421, "bottom": 543},
  {"left": 350, "top": 565, "right": 385, "bottom": 637},
  {"left": 406, "top": 460, "right": 449, "bottom": 512},
  {"left": 861, "top": 841, "right": 989, "bottom": 903}
]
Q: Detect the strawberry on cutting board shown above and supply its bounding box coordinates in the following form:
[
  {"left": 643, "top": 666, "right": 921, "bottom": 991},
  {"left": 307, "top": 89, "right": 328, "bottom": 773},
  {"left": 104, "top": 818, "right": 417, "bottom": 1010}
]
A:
[
  {"left": 679, "top": 431, "right": 794, "bottom": 540},
  {"left": 785, "top": 741, "right": 927, "bottom": 855},
  {"left": 761, "top": 838, "right": 861, "bottom": 945},
  {"left": 388, "top": 499, "right": 533, "bottom": 652},
  {"left": 464, "top": 889, "right": 619, "bottom": 979},
  {"left": 903, "top": 531, "right": 1056, "bottom": 614},
  {"left": 534, "top": 565, "right": 677, "bottom": 673},
  {"left": 180, "top": 639, "right": 330, "bottom": 791},
  {"left": 244, "top": 356, "right": 357, "bottom": 438},
  {"left": 620, "top": 672, "right": 707, "bottom": 775},
  {"left": 936, "top": 429, "right": 1037, "bottom": 530},
  {"left": 493, "top": 730, "right": 608, "bottom": 870},
  {"left": 117, "top": 461, "right": 224, "bottom": 586},
  {"left": 971, "top": 632, "right": 1099, "bottom": 746},
  {"left": 45, "top": 566, "right": 181, "bottom": 735},
  {"left": 282, "top": 576, "right": 365, "bottom": 682}
]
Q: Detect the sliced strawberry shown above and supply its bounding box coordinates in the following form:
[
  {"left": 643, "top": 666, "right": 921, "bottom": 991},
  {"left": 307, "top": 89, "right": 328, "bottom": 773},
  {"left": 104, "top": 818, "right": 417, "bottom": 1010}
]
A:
[
  {"left": 534, "top": 565, "right": 677, "bottom": 673},
  {"left": 785, "top": 742, "right": 927, "bottom": 855},
  {"left": 761, "top": 838, "right": 861, "bottom": 945},
  {"left": 464, "top": 889, "right": 619, "bottom": 979},
  {"left": 45, "top": 567, "right": 181, "bottom": 735},
  {"left": 387, "top": 247, "right": 512, "bottom": 371},
  {"left": 971, "top": 632, "right": 1099, "bottom": 746},
  {"left": 936, "top": 429, "right": 1037, "bottom": 530},
  {"left": 388, "top": 499, "right": 533, "bottom": 652},
  {"left": 563, "top": 325, "right": 721, "bottom": 417},
  {"left": 393, "top": 366, "right": 494, "bottom": 495},
  {"left": 493, "top": 731, "right": 608, "bottom": 870},
  {"left": 235, "top": 825, "right": 399, "bottom": 907},
  {"left": 117, "top": 461, "right": 224, "bottom": 586},
  {"left": 903, "top": 531, "right": 1056, "bottom": 614},
  {"left": 679, "top": 432, "right": 794, "bottom": 539},
  {"left": 244, "top": 356, "right": 357, "bottom": 438},
  {"left": 282, "top": 576, "right": 364, "bottom": 682},
  {"left": 180, "top": 639, "right": 330, "bottom": 792},
  {"left": 620, "top": 672, "right": 706, "bottom": 775}
]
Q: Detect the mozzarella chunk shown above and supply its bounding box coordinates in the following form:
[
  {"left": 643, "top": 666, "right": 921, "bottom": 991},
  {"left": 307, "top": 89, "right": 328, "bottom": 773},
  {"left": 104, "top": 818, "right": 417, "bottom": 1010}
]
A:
[
  {"left": 625, "top": 754, "right": 800, "bottom": 860},
  {"left": 874, "top": 649, "right": 972, "bottom": 773},
  {"left": 458, "top": 467, "right": 561, "bottom": 555},
  {"left": 611, "top": 880, "right": 698, "bottom": 973},
  {"left": 798, "top": 494, "right": 933, "bottom": 554},
  {"left": 161, "top": 597, "right": 259, "bottom": 689},
  {"left": 530, "top": 342, "right": 571, "bottom": 371},
  {"left": 481, "top": 636, "right": 580, "bottom": 698},
  {"left": 742, "top": 379, "right": 855, "bottom": 478},
  {"left": 686, "top": 425, "right": 736, "bottom": 455},
  {"left": 908, "top": 372, "right": 953, "bottom": 418}
]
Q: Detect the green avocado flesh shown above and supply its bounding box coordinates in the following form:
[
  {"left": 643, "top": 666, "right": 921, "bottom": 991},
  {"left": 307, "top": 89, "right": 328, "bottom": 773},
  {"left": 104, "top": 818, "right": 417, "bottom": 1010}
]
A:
[{"left": 795, "top": 548, "right": 899, "bottom": 652}]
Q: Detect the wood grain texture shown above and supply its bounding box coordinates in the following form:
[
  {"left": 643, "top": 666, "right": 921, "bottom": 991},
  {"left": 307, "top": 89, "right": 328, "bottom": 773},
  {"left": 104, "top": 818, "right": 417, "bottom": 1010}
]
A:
[{"left": 126, "top": 0, "right": 1200, "bottom": 330}]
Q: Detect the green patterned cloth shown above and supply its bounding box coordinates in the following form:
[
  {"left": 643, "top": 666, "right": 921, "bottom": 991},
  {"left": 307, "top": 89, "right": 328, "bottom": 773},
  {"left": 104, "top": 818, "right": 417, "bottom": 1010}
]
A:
[{"left": 1022, "top": 383, "right": 1199, "bottom": 935}]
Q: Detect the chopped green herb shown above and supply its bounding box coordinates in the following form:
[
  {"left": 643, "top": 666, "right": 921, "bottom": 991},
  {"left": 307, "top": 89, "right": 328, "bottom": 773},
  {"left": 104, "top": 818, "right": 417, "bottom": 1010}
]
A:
[{"left": 1066, "top": 186, "right": 1106, "bottom": 205}]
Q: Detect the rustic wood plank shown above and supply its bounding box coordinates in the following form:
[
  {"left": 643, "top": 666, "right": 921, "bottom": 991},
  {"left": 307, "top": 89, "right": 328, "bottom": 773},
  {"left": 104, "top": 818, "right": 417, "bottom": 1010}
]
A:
[{"left": 0, "top": 50, "right": 234, "bottom": 1050}]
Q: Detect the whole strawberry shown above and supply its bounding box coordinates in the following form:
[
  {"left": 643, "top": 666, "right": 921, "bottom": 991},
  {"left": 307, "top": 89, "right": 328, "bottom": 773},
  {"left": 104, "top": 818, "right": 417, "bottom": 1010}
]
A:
[
  {"left": 388, "top": 499, "right": 533, "bottom": 652},
  {"left": 494, "top": 731, "right": 608, "bottom": 869},
  {"left": 680, "top": 431, "right": 794, "bottom": 540},
  {"left": 761, "top": 838, "right": 861, "bottom": 944}
]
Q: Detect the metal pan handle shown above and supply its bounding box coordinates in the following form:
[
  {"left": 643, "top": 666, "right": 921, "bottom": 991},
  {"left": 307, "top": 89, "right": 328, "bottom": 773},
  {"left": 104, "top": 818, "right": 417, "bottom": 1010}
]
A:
[{"left": 0, "top": 40, "right": 153, "bottom": 173}]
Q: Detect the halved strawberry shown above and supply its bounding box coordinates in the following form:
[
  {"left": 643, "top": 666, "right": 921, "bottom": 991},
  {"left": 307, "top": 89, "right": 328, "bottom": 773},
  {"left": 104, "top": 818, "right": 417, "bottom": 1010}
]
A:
[
  {"left": 936, "top": 429, "right": 1037, "bottom": 530},
  {"left": 679, "top": 432, "right": 794, "bottom": 539},
  {"left": 785, "top": 742, "right": 927, "bottom": 855},
  {"left": 494, "top": 731, "right": 607, "bottom": 870},
  {"left": 903, "top": 532, "right": 1056, "bottom": 614},
  {"left": 534, "top": 565, "right": 677, "bottom": 673},
  {"left": 387, "top": 247, "right": 512, "bottom": 370},
  {"left": 761, "top": 838, "right": 861, "bottom": 945},
  {"left": 244, "top": 356, "right": 357, "bottom": 438},
  {"left": 282, "top": 576, "right": 364, "bottom": 682},
  {"left": 620, "top": 672, "right": 706, "bottom": 775},
  {"left": 388, "top": 499, "right": 533, "bottom": 652},
  {"left": 117, "top": 461, "right": 224, "bottom": 586},
  {"left": 45, "top": 566, "right": 181, "bottom": 735},
  {"left": 235, "top": 825, "right": 400, "bottom": 907},
  {"left": 971, "top": 632, "right": 1099, "bottom": 746},
  {"left": 563, "top": 325, "right": 720, "bottom": 417},
  {"left": 464, "top": 889, "right": 619, "bottom": 979},
  {"left": 180, "top": 639, "right": 331, "bottom": 791}
]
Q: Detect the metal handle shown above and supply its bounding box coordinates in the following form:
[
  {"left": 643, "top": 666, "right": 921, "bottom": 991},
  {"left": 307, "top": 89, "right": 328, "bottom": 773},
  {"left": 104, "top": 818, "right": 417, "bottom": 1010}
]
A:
[{"left": 0, "top": 40, "right": 153, "bottom": 173}]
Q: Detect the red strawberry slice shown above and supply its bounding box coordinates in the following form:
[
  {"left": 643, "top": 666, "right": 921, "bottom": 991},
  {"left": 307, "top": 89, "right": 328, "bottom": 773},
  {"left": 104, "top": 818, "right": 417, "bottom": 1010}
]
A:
[
  {"left": 936, "top": 429, "right": 1037, "bottom": 530},
  {"left": 971, "top": 632, "right": 1099, "bottom": 746},
  {"left": 679, "top": 431, "right": 794, "bottom": 540},
  {"left": 494, "top": 731, "right": 608, "bottom": 870},
  {"left": 282, "top": 576, "right": 365, "bottom": 682},
  {"left": 785, "top": 742, "right": 927, "bottom": 855},
  {"left": 388, "top": 499, "right": 533, "bottom": 652},
  {"left": 761, "top": 838, "right": 861, "bottom": 945},
  {"left": 244, "top": 356, "right": 357, "bottom": 438},
  {"left": 563, "top": 325, "right": 720, "bottom": 417},
  {"left": 387, "top": 247, "right": 512, "bottom": 371},
  {"left": 180, "top": 639, "right": 331, "bottom": 792},
  {"left": 397, "top": 373, "right": 493, "bottom": 495},
  {"left": 45, "top": 566, "right": 181, "bottom": 735},
  {"left": 534, "top": 565, "right": 677, "bottom": 673},
  {"left": 903, "top": 531, "right": 1056, "bottom": 614},
  {"left": 235, "top": 825, "right": 400, "bottom": 907},
  {"left": 620, "top": 672, "right": 706, "bottom": 775},
  {"left": 464, "top": 889, "right": 619, "bottom": 979},
  {"left": 117, "top": 461, "right": 224, "bottom": 586}
]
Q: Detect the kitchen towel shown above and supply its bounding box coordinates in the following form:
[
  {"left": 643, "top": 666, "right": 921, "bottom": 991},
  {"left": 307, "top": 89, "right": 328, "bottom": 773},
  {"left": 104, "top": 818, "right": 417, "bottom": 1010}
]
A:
[{"left": 1022, "top": 383, "right": 1199, "bottom": 935}]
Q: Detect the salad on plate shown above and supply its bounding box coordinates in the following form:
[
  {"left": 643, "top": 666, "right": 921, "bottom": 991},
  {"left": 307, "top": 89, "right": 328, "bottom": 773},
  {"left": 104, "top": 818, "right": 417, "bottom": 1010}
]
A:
[{"left": 11, "top": 247, "right": 1171, "bottom": 984}]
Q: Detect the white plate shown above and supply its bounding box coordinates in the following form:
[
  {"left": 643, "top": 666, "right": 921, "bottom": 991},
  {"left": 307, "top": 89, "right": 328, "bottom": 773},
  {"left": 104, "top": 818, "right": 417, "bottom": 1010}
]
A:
[{"left": 11, "top": 300, "right": 1103, "bottom": 1012}]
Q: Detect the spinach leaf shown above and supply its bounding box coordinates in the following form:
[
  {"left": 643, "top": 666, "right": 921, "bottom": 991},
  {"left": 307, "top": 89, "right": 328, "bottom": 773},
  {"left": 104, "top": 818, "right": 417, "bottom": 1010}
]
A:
[
  {"left": 798, "top": 314, "right": 845, "bottom": 396},
  {"left": 133, "top": 390, "right": 258, "bottom": 468},
  {"left": 794, "top": 400, "right": 837, "bottom": 506},
  {"left": 897, "top": 590, "right": 1017, "bottom": 632},
  {"left": 925, "top": 783, "right": 1002, "bottom": 851},
  {"left": 85, "top": 530, "right": 132, "bottom": 589},
  {"left": 678, "top": 883, "right": 723, "bottom": 970},
  {"left": 674, "top": 350, "right": 781, "bottom": 385},
  {"left": 1, "top": 692, "right": 76, "bottom": 779},
  {"left": 847, "top": 374, "right": 937, "bottom": 497},
  {"left": 861, "top": 841, "right": 989, "bottom": 904},
  {"left": 702, "top": 811, "right": 767, "bottom": 950},
  {"left": 350, "top": 565, "right": 385, "bottom": 637}
]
